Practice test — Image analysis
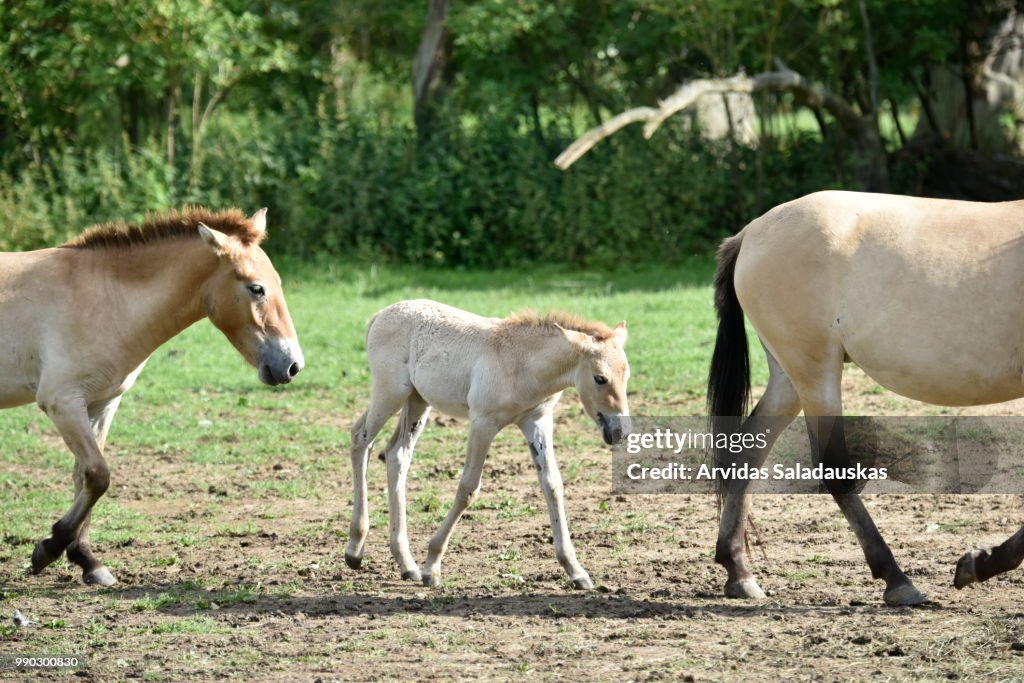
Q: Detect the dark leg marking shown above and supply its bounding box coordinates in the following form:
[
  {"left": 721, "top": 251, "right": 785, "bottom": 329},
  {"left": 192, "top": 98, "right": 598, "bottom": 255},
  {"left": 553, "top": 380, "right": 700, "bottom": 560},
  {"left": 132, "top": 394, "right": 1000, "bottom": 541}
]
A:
[
  {"left": 31, "top": 521, "right": 74, "bottom": 574},
  {"left": 529, "top": 440, "right": 545, "bottom": 471}
]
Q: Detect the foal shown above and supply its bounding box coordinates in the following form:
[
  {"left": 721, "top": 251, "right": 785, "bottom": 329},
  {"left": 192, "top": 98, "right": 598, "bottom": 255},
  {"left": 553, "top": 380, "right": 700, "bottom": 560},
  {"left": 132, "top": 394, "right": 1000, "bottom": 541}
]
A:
[
  {"left": 0, "top": 208, "right": 303, "bottom": 585},
  {"left": 345, "top": 300, "right": 629, "bottom": 589}
]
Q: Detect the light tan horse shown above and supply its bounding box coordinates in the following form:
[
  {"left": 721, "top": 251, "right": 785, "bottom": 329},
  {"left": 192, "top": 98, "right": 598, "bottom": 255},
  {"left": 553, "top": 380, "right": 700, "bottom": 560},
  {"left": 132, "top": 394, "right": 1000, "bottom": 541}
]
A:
[
  {"left": 0, "top": 208, "right": 303, "bottom": 586},
  {"left": 345, "top": 300, "right": 629, "bottom": 589},
  {"left": 708, "top": 190, "right": 1024, "bottom": 606}
]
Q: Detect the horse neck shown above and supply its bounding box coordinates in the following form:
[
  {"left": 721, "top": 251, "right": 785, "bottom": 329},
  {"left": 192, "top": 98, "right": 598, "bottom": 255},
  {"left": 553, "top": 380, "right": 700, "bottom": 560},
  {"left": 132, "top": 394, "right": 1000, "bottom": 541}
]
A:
[
  {"left": 518, "top": 332, "right": 581, "bottom": 395},
  {"left": 81, "top": 239, "right": 219, "bottom": 365}
]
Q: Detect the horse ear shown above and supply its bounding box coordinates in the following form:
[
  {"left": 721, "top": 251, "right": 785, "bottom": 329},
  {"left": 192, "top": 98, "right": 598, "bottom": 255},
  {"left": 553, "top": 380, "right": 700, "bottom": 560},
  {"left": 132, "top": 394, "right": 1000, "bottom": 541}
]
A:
[
  {"left": 614, "top": 321, "right": 628, "bottom": 347},
  {"left": 553, "top": 322, "right": 592, "bottom": 351},
  {"left": 250, "top": 208, "right": 268, "bottom": 240},
  {"left": 198, "top": 222, "right": 230, "bottom": 256}
]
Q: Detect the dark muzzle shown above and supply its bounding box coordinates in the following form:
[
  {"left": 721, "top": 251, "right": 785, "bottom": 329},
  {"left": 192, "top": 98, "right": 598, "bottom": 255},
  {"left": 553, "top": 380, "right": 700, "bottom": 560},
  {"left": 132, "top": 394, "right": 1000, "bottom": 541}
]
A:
[{"left": 598, "top": 412, "right": 624, "bottom": 445}]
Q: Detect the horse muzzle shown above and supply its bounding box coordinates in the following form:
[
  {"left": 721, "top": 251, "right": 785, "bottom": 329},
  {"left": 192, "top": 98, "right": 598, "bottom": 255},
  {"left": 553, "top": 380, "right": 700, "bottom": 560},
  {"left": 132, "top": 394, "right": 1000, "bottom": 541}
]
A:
[
  {"left": 258, "top": 338, "right": 304, "bottom": 386},
  {"left": 598, "top": 412, "right": 628, "bottom": 445}
]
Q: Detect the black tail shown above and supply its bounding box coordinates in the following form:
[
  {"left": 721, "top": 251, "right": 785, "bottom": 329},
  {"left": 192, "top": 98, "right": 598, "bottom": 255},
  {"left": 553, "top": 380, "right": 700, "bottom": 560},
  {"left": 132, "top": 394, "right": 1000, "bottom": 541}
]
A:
[{"left": 707, "top": 233, "right": 751, "bottom": 467}]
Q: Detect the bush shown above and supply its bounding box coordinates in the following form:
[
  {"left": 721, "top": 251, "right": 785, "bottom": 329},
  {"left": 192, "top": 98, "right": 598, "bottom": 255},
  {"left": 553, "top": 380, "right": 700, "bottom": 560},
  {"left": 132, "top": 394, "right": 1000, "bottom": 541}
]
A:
[{"left": 0, "top": 106, "right": 847, "bottom": 265}]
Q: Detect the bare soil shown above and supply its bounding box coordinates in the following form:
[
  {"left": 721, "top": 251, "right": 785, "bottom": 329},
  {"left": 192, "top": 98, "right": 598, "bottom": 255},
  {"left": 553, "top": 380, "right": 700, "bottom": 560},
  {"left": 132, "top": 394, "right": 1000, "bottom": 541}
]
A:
[{"left": 4, "top": 367, "right": 1024, "bottom": 681}]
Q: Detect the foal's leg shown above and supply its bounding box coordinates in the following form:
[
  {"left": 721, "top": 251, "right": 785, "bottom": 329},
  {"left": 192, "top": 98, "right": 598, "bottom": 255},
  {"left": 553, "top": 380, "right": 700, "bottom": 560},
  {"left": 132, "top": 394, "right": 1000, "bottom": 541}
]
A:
[
  {"left": 384, "top": 392, "right": 431, "bottom": 581},
  {"left": 955, "top": 525, "right": 1024, "bottom": 588},
  {"left": 798, "top": 377, "right": 927, "bottom": 606},
  {"left": 31, "top": 394, "right": 114, "bottom": 585},
  {"left": 63, "top": 397, "right": 123, "bottom": 586},
  {"left": 717, "top": 349, "right": 800, "bottom": 599},
  {"left": 420, "top": 417, "right": 500, "bottom": 588},
  {"left": 345, "top": 374, "right": 410, "bottom": 570},
  {"left": 518, "top": 402, "right": 592, "bottom": 589}
]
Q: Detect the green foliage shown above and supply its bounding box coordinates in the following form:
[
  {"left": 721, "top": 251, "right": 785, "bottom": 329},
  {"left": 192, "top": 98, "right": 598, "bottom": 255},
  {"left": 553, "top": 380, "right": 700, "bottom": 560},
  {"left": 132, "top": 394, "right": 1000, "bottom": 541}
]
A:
[{"left": 0, "top": 0, "right": 1019, "bottom": 263}]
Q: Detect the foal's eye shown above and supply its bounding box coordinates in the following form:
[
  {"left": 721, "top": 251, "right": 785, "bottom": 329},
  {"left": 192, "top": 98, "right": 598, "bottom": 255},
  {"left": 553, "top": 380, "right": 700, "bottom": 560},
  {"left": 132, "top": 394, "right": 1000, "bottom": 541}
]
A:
[
  {"left": 247, "top": 283, "right": 266, "bottom": 299},
  {"left": 594, "top": 375, "right": 608, "bottom": 385}
]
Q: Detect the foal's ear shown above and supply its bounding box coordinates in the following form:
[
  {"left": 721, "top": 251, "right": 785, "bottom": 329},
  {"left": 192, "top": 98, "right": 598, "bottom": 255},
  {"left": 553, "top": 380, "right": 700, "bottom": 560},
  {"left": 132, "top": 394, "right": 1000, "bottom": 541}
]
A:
[
  {"left": 614, "top": 321, "right": 628, "bottom": 347},
  {"left": 198, "top": 222, "right": 230, "bottom": 256},
  {"left": 553, "top": 322, "right": 593, "bottom": 352},
  {"left": 250, "top": 208, "right": 268, "bottom": 241}
]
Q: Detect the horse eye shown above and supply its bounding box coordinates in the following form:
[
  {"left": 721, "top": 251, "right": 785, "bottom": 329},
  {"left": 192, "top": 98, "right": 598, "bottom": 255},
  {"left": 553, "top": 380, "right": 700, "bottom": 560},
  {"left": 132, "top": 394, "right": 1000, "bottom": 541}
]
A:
[
  {"left": 247, "top": 283, "right": 266, "bottom": 299},
  {"left": 594, "top": 375, "right": 608, "bottom": 385}
]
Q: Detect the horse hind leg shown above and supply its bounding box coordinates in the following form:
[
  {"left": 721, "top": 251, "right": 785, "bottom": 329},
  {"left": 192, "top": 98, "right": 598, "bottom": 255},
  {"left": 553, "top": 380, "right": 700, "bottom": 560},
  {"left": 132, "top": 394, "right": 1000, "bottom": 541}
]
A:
[
  {"left": 796, "top": 365, "right": 927, "bottom": 607},
  {"left": 717, "top": 348, "right": 800, "bottom": 599},
  {"left": 384, "top": 392, "right": 431, "bottom": 582},
  {"left": 344, "top": 373, "right": 411, "bottom": 571},
  {"left": 955, "top": 525, "right": 1024, "bottom": 588}
]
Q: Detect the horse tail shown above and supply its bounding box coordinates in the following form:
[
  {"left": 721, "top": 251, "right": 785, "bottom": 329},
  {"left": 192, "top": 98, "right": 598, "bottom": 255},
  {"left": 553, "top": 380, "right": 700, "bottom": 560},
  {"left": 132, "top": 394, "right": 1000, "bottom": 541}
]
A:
[{"left": 707, "top": 232, "right": 751, "bottom": 483}]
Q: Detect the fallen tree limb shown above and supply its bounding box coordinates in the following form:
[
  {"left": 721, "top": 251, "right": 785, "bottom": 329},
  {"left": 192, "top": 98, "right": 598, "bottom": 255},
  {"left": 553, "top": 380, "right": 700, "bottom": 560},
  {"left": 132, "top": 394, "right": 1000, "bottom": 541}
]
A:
[{"left": 555, "top": 58, "right": 866, "bottom": 170}]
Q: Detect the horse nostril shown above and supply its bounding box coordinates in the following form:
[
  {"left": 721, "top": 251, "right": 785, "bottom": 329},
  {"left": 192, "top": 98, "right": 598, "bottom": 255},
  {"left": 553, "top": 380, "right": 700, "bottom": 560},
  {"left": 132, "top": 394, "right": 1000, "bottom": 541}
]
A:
[{"left": 288, "top": 362, "right": 301, "bottom": 377}]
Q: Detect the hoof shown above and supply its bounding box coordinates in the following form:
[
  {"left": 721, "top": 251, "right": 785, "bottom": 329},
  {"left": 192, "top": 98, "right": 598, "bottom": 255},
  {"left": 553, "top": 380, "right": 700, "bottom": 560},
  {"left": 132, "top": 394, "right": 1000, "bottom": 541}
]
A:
[
  {"left": 724, "top": 578, "right": 766, "bottom": 600},
  {"left": 571, "top": 575, "right": 594, "bottom": 590},
  {"left": 30, "top": 541, "right": 61, "bottom": 575},
  {"left": 422, "top": 573, "right": 441, "bottom": 588},
  {"left": 344, "top": 552, "right": 362, "bottom": 570},
  {"left": 83, "top": 566, "right": 117, "bottom": 587},
  {"left": 954, "top": 550, "right": 981, "bottom": 589},
  {"left": 883, "top": 582, "right": 928, "bottom": 606},
  {"left": 401, "top": 569, "right": 422, "bottom": 582}
]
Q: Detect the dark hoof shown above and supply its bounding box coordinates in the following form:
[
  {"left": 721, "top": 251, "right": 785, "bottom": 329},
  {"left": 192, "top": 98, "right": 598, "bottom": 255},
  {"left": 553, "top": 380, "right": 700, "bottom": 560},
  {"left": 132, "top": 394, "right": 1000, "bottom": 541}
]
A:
[
  {"left": 83, "top": 566, "right": 117, "bottom": 587},
  {"left": 571, "top": 575, "right": 594, "bottom": 590},
  {"left": 422, "top": 573, "right": 441, "bottom": 588},
  {"left": 954, "top": 550, "right": 980, "bottom": 589},
  {"left": 401, "top": 569, "right": 422, "bottom": 582},
  {"left": 31, "top": 541, "right": 61, "bottom": 575},
  {"left": 344, "top": 553, "right": 362, "bottom": 570}
]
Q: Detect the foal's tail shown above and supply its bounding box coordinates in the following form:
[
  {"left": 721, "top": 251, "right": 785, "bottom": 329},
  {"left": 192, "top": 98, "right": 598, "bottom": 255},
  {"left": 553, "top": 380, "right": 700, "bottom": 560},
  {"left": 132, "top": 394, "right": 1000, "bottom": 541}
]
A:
[{"left": 707, "top": 233, "right": 751, "bottom": 473}]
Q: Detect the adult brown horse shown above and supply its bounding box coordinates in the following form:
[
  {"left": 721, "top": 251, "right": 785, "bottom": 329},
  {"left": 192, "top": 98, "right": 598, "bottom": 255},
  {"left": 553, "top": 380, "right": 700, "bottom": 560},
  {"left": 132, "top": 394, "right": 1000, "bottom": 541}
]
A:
[
  {"left": 708, "top": 190, "right": 1024, "bottom": 606},
  {"left": 0, "top": 208, "right": 303, "bottom": 586}
]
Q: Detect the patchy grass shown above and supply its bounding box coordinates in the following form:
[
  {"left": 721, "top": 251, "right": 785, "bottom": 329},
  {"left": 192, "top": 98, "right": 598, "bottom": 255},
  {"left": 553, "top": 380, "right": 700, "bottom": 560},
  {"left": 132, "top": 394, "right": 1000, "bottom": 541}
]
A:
[{"left": 3, "top": 262, "right": 1024, "bottom": 680}]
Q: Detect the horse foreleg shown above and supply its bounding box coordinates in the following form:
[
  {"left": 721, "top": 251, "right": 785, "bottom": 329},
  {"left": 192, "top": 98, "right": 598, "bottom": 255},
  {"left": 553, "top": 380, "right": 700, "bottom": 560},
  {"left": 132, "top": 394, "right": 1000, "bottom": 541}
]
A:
[
  {"left": 385, "top": 393, "right": 431, "bottom": 581},
  {"left": 421, "top": 418, "right": 499, "bottom": 588},
  {"left": 62, "top": 397, "right": 122, "bottom": 585},
  {"left": 955, "top": 525, "right": 1024, "bottom": 588},
  {"left": 804, "top": 411, "right": 928, "bottom": 606},
  {"left": 717, "top": 351, "right": 799, "bottom": 599},
  {"left": 32, "top": 395, "right": 114, "bottom": 586},
  {"left": 519, "top": 403, "right": 591, "bottom": 589}
]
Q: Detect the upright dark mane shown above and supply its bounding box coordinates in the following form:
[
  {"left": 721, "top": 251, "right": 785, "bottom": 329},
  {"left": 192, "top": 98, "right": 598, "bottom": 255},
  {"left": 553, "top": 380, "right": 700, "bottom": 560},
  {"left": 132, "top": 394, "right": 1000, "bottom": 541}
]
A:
[
  {"left": 502, "top": 310, "right": 615, "bottom": 340},
  {"left": 62, "top": 207, "right": 262, "bottom": 249}
]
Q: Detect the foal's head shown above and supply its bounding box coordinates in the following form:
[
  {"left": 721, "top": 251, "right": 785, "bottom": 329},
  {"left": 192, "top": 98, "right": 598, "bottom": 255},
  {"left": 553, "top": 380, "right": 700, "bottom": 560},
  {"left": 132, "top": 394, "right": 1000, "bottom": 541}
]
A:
[
  {"left": 559, "top": 322, "right": 630, "bottom": 444},
  {"left": 197, "top": 209, "right": 304, "bottom": 386}
]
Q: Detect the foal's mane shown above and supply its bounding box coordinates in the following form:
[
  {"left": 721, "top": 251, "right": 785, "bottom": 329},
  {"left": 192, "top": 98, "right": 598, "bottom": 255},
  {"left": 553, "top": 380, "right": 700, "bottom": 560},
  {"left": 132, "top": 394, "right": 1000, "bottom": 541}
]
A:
[
  {"left": 501, "top": 310, "right": 615, "bottom": 341},
  {"left": 62, "top": 207, "right": 262, "bottom": 249}
]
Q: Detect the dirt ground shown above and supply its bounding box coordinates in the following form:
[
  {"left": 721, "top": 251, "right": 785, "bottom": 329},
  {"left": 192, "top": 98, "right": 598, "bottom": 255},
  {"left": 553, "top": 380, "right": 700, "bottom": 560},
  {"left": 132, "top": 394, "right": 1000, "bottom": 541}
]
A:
[{"left": 4, "top": 367, "right": 1024, "bottom": 681}]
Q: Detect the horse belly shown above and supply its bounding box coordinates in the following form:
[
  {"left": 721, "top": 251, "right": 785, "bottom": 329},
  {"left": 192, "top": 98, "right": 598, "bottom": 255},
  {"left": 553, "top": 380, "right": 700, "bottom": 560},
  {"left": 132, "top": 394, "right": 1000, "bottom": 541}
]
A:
[
  {"left": 408, "top": 364, "right": 471, "bottom": 419},
  {"left": 840, "top": 315, "right": 1024, "bottom": 407}
]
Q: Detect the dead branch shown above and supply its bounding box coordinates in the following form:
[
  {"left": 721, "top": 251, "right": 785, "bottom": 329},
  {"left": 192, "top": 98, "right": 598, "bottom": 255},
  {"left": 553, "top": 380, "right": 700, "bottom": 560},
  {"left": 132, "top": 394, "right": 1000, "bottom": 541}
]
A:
[{"left": 555, "top": 58, "right": 866, "bottom": 170}]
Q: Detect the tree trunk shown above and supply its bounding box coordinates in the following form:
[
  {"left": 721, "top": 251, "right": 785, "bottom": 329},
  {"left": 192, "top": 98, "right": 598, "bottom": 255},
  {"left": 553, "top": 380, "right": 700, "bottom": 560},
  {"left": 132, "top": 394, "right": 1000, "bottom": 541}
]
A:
[{"left": 412, "top": 0, "right": 450, "bottom": 138}]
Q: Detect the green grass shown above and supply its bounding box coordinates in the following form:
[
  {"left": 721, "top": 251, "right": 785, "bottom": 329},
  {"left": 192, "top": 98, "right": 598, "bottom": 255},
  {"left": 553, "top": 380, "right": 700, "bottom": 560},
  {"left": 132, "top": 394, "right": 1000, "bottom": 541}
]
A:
[
  {"left": 0, "top": 258, "right": 767, "bottom": 555},
  {"left": 0, "top": 260, "right": 770, "bottom": 675}
]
